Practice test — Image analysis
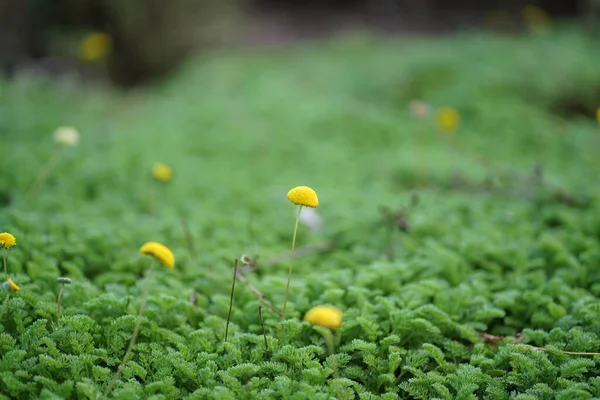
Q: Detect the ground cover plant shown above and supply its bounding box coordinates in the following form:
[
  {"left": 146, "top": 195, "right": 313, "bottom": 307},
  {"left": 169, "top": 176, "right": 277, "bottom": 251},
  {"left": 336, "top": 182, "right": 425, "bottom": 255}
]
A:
[{"left": 1, "top": 25, "right": 600, "bottom": 399}]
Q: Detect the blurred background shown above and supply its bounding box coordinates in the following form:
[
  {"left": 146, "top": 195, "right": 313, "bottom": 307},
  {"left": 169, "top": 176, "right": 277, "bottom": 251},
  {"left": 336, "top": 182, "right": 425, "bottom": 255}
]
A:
[{"left": 0, "top": 0, "right": 597, "bottom": 86}]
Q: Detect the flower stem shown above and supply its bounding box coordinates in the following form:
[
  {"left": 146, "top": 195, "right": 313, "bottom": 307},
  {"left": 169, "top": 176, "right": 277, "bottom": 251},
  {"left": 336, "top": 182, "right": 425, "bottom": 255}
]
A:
[
  {"left": 259, "top": 305, "right": 269, "bottom": 353},
  {"left": 224, "top": 259, "right": 238, "bottom": 342},
  {"left": 324, "top": 329, "right": 335, "bottom": 356},
  {"left": 147, "top": 181, "right": 157, "bottom": 215},
  {"left": 323, "top": 330, "right": 340, "bottom": 379},
  {"left": 24, "top": 148, "right": 63, "bottom": 204},
  {"left": 105, "top": 261, "right": 154, "bottom": 397},
  {"left": 3, "top": 248, "right": 7, "bottom": 282},
  {"left": 282, "top": 205, "right": 302, "bottom": 320},
  {"left": 0, "top": 293, "right": 10, "bottom": 321},
  {"left": 57, "top": 283, "right": 65, "bottom": 321},
  {"left": 235, "top": 271, "right": 281, "bottom": 317}
]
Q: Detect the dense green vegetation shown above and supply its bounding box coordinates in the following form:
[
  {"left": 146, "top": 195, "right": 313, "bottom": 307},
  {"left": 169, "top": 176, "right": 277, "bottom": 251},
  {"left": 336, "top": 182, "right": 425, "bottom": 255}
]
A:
[{"left": 1, "top": 26, "right": 600, "bottom": 399}]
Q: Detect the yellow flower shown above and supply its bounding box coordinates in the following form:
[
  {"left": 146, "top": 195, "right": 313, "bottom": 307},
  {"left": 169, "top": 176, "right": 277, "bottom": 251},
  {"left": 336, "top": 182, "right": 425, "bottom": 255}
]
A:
[
  {"left": 0, "top": 232, "right": 16, "bottom": 249},
  {"left": 7, "top": 278, "right": 20, "bottom": 292},
  {"left": 53, "top": 126, "right": 80, "bottom": 146},
  {"left": 287, "top": 186, "right": 319, "bottom": 208},
  {"left": 436, "top": 106, "right": 460, "bottom": 134},
  {"left": 139, "top": 242, "right": 175, "bottom": 268},
  {"left": 596, "top": 107, "right": 600, "bottom": 125},
  {"left": 79, "top": 32, "right": 112, "bottom": 62},
  {"left": 152, "top": 163, "right": 173, "bottom": 183},
  {"left": 304, "top": 305, "right": 343, "bottom": 329},
  {"left": 522, "top": 5, "right": 551, "bottom": 35}
]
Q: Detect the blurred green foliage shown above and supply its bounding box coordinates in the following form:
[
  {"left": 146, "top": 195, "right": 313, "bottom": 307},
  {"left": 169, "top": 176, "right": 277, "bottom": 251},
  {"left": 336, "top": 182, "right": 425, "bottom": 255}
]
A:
[{"left": 1, "top": 26, "right": 600, "bottom": 398}]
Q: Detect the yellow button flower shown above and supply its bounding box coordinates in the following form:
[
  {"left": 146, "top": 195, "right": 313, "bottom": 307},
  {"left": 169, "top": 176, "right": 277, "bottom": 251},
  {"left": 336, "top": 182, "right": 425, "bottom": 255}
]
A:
[
  {"left": 152, "top": 162, "right": 173, "bottom": 183},
  {"left": 522, "top": 5, "right": 551, "bottom": 35},
  {"left": 596, "top": 107, "right": 600, "bottom": 125},
  {"left": 287, "top": 186, "right": 319, "bottom": 208},
  {"left": 7, "top": 278, "right": 20, "bottom": 292},
  {"left": 139, "top": 242, "right": 175, "bottom": 268},
  {"left": 0, "top": 232, "right": 16, "bottom": 249},
  {"left": 436, "top": 107, "right": 460, "bottom": 134},
  {"left": 304, "top": 305, "right": 343, "bottom": 329},
  {"left": 79, "top": 32, "right": 112, "bottom": 62}
]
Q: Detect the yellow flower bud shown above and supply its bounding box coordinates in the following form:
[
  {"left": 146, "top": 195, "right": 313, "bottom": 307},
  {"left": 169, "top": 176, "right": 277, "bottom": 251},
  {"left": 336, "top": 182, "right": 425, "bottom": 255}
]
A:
[
  {"left": 304, "top": 305, "right": 343, "bottom": 329},
  {"left": 7, "top": 278, "right": 20, "bottom": 292},
  {"left": 436, "top": 107, "right": 460, "bottom": 134},
  {"left": 139, "top": 242, "right": 175, "bottom": 268},
  {"left": 0, "top": 232, "right": 16, "bottom": 249},
  {"left": 287, "top": 186, "right": 319, "bottom": 208},
  {"left": 152, "top": 163, "right": 173, "bottom": 183},
  {"left": 79, "top": 32, "right": 112, "bottom": 62}
]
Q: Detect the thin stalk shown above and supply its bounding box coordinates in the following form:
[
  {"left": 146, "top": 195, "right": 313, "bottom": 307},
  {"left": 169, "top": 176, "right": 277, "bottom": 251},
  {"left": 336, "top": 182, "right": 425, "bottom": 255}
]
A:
[
  {"left": 0, "top": 293, "right": 10, "bottom": 321},
  {"left": 179, "top": 216, "right": 199, "bottom": 262},
  {"left": 528, "top": 345, "right": 600, "bottom": 356},
  {"left": 224, "top": 260, "right": 238, "bottom": 342},
  {"left": 105, "top": 261, "right": 155, "bottom": 397},
  {"left": 323, "top": 330, "right": 340, "bottom": 379},
  {"left": 258, "top": 305, "right": 269, "bottom": 353},
  {"left": 147, "top": 181, "right": 157, "bottom": 215},
  {"left": 324, "top": 330, "right": 335, "bottom": 356},
  {"left": 3, "top": 248, "right": 7, "bottom": 282},
  {"left": 282, "top": 205, "right": 302, "bottom": 320},
  {"left": 416, "top": 125, "right": 427, "bottom": 188},
  {"left": 57, "top": 283, "right": 65, "bottom": 321},
  {"left": 24, "top": 148, "right": 63, "bottom": 204},
  {"left": 235, "top": 271, "right": 281, "bottom": 317}
]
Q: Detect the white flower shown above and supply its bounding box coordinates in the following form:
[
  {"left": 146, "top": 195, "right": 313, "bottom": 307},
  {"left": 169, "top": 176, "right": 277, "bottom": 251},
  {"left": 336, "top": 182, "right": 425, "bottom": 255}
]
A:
[
  {"left": 299, "top": 207, "right": 323, "bottom": 232},
  {"left": 409, "top": 100, "right": 431, "bottom": 118},
  {"left": 53, "top": 126, "right": 80, "bottom": 146}
]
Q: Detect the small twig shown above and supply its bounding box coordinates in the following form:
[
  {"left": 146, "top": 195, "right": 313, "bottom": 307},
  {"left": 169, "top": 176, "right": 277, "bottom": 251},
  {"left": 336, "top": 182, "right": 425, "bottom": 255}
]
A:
[
  {"left": 224, "top": 259, "right": 238, "bottom": 342},
  {"left": 57, "top": 284, "right": 65, "bottom": 321},
  {"left": 189, "top": 290, "right": 198, "bottom": 306},
  {"left": 258, "top": 305, "right": 269, "bottom": 353},
  {"left": 235, "top": 271, "right": 281, "bottom": 317},
  {"left": 479, "top": 332, "right": 600, "bottom": 356},
  {"left": 528, "top": 345, "right": 600, "bottom": 356}
]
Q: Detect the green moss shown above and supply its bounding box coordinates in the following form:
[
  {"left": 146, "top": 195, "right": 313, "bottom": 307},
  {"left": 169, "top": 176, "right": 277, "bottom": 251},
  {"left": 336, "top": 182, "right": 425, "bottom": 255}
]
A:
[{"left": 1, "top": 25, "right": 600, "bottom": 398}]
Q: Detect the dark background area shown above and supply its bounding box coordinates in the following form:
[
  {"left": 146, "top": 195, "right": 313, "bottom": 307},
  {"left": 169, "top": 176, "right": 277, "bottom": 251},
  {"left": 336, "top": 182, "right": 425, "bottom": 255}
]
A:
[{"left": 0, "top": 0, "right": 594, "bottom": 86}]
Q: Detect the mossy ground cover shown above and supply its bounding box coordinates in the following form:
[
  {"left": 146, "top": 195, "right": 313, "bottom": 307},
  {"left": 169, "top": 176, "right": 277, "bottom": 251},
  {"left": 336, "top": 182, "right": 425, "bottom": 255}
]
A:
[{"left": 1, "top": 26, "right": 600, "bottom": 399}]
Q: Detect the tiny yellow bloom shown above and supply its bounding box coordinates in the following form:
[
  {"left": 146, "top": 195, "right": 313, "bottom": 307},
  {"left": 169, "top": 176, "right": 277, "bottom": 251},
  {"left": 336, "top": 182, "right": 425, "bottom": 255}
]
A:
[
  {"left": 79, "top": 32, "right": 112, "bottom": 62},
  {"left": 596, "top": 107, "right": 600, "bottom": 125},
  {"left": 436, "top": 106, "right": 460, "bottom": 134},
  {"left": 53, "top": 126, "right": 80, "bottom": 146},
  {"left": 287, "top": 186, "right": 319, "bottom": 208},
  {"left": 0, "top": 232, "right": 16, "bottom": 249},
  {"left": 304, "top": 305, "right": 343, "bottom": 329},
  {"left": 152, "top": 163, "right": 173, "bottom": 183},
  {"left": 139, "top": 242, "right": 175, "bottom": 268},
  {"left": 7, "top": 278, "right": 20, "bottom": 292},
  {"left": 522, "top": 5, "right": 551, "bottom": 35}
]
